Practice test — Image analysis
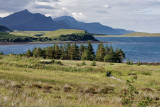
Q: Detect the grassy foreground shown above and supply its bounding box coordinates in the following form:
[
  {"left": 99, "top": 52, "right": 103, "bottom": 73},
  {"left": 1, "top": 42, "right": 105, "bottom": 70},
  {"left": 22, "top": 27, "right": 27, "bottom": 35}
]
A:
[{"left": 0, "top": 55, "right": 159, "bottom": 106}]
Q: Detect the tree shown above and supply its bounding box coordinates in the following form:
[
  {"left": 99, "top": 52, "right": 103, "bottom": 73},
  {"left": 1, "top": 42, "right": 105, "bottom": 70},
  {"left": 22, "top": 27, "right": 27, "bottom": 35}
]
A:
[
  {"left": 70, "top": 44, "right": 80, "bottom": 60},
  {"left": 104, "top": 48, "right": 115, "bottom": 62},
  {"left": 53, "top": 45, "right": 61, "bottom": 59},
  {"left": 45, "top": 46, "right": 54, "bottom": 59},
  {"left": 86, "top": 41, "right": 95, "bottom": 60},
  {"left": 25, "top": 49, "right": 32, "bottom": 57},
  {"left": 0, "top": 51, "right": 4, "bottom": 55},
  {"left": 115, "top": 48, "right": 125, "bottom": 63},
  {"left": 96, "top": 42, "right": 105, "bottom": 61}
]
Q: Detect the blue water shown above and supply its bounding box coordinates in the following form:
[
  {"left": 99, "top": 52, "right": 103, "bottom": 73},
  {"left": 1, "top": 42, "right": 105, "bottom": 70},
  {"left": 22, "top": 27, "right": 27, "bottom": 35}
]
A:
[{"left": 0, "top": 37, "right": 160, "bottom": 63}]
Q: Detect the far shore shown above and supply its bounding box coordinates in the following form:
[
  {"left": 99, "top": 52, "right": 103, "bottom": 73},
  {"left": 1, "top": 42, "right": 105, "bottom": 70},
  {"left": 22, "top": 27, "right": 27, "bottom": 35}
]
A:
[
  {"left": 0, "top": 41, "right": 111, "bottom": 45},
  {"left": 94, "top": 35, "right": 160, "bottom": 37}
]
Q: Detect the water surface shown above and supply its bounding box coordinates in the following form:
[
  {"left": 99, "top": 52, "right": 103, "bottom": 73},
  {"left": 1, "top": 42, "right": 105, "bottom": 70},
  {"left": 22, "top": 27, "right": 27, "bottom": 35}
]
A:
[{"left": 0, "top": 37, "right": 160, "bottom": 62}]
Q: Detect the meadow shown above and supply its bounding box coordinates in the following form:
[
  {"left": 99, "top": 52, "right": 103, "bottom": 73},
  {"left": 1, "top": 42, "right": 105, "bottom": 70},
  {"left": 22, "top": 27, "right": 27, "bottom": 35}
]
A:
[
  {"left": 10, "top": 29, "right": 86, "bottom": 38},
  {"left": 0, "top": 55, "right": 159, "bottom": 106}
]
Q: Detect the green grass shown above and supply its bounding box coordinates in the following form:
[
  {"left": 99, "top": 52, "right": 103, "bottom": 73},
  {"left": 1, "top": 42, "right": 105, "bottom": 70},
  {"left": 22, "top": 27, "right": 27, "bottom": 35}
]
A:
[
  {"left": 0, "top": 55, "right": 159, "bottom": 106},
  {"left": 43, "top": 29, "right": 86, "bottom": 38},
  {"left": 10, "top": 31, "right": 50, "bottom": 37}
]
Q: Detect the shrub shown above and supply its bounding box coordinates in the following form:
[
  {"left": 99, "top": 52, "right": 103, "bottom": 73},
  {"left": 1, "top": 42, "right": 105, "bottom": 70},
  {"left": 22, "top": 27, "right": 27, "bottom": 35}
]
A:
[
  {"left": 0, "top": 51, "right": 4, "bottom": 55},
  {"left": 91, "top": 60, "right": 96, "bottom": 66},
  {"left": 137, "top": 61, "right": 142, "bottom": 66},
  {"left": 126, "top": 59, "right": 133, "bottom": 65},
  {"left": 54, "top": 61, "right": 63, "bottom": 65},
  {"left": 141, "top": 71, "right": 152, "bottom": 76},
  {"left": 81, "top": 60, "right": 86, "bottom": 66}
]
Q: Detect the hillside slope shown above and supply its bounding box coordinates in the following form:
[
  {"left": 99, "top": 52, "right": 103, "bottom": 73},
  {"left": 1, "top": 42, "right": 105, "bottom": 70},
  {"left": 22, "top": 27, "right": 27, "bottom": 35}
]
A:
[
  {"left": 0, "top": 25, "right": 11, "bottom": 32},
  {"left": 43, "top": 29, "right": 86, "bottom": 38}
]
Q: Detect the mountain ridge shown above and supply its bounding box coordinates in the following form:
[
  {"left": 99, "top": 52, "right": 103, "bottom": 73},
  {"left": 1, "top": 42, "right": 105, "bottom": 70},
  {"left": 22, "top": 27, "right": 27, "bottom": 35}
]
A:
[{"left": 0, "top": 10, "right": 134, "bottom": 35}]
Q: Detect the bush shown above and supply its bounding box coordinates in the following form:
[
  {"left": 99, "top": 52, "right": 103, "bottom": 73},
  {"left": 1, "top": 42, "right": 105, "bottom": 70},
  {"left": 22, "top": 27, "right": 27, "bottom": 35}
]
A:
[
  {"left": 91, "top": 60, "right": 96, "bottom": 66},
  {"left": 81, "top": 60, "right": 86, "bottom": 66},
  {"left": 54, "top": 61, "right": 63, "bottom": 65},
  {"left": 126, "top": 59, "right": 133, "bottom": 65},
  {"left": 0, "top": 51, "right": 4, "bottom": 55},
  {"left": 141, "top": 71, "right": 152, "bottom": 76},
  {"left": 137, "top": 61, "right": 142, "bottom": 66}
]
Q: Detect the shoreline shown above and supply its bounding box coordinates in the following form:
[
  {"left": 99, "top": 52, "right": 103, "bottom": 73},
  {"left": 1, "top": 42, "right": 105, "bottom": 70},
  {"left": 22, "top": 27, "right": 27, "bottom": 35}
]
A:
[
  {"left": 94, "top": 36, "right": 160, "bottom": 37},
  {"left": 0, "top": 41, "right": 111, "bottom": 45}
]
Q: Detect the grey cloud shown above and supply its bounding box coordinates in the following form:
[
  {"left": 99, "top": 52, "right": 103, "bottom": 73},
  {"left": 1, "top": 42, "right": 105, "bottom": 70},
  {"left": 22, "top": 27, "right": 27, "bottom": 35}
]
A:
[
  {"left": 0, "top": 0, "right": 160, "bottom": 32},
  {"left": 34, "top": 5, "right": 55, "bottom": 9}
]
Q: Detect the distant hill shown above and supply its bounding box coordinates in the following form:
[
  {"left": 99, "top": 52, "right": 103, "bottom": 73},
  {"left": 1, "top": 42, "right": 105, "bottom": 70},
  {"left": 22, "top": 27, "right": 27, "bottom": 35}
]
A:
[
  {"left": 122, "top": 32, "right": 160, "bottom": 37},
  {"left": 43, "top": 29, "right": 86, "bottom": 38},
  {"left": 0, "top": 10, "right": 134, "bottom": 35},
  {"left": 9, "top": 29, "right": 97, "bottom": 41},
  {"left": 0, "top": 25, "right": 11, "bottom": 32}
]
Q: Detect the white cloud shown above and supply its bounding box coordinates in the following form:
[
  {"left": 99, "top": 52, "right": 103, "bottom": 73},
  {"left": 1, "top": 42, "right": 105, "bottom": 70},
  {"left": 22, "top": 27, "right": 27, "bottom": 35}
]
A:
[{"left": 72, "top": 12, "right": 86, "bottom": 20}]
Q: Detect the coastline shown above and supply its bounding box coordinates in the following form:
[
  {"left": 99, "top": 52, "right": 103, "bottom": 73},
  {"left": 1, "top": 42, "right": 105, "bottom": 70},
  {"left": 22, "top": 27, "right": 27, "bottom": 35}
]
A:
[
  {"left": 94, "top": 36, "right": 160, "bottom": 37},
  {"left": 0, "top": 41, "right": 111, "bottom": 45}
]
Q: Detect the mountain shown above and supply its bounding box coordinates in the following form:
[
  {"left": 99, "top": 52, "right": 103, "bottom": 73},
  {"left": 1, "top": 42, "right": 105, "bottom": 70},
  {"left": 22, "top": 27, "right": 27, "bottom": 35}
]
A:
[
  {"left": 53, "top": 16, "right": 134, "bottom": 35},
  {"left": 0, "top": 10, "right": 134, "bottom": 35},
  {"left": 0, "top": 10, "right": 73, "bottom": 31},
  {"left": 0, "top": 25, "right": 11, "bottom": 32}
]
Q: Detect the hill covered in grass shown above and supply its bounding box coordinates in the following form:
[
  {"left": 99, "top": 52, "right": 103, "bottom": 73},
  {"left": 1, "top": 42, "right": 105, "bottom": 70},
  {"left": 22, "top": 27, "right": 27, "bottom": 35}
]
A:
[
  {"left": 43, "top": 29, "right": 86, "bottom": 38},
  {"left": 0, "top": 29, "right": 97, "bottom": 42},
  {"left": 9, "top": 29, "right": 98, "bottom": 41},
  {"left": 10, "top": 31, "right": 50, "bottom": 37},
  {"left": 0, "top": 32, "right": 51, "bottom": 42},
  {"left": 42, "top": 29, "right": 97, "bottom": 41}
]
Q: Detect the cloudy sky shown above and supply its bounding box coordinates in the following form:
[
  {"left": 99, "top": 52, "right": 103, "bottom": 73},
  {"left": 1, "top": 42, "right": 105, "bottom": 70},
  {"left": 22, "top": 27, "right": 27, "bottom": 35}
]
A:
[{"left": 0, "top": 0, "right": 160, "bottom": 33}]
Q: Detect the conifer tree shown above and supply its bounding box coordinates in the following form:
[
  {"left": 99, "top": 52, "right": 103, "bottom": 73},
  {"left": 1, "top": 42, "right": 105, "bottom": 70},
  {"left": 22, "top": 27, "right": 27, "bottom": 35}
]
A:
[
  {"left": 0, "top": 51, "right": 4, "bottom": 55},
  {"left": 70, "top": 44, "right": 80, "bottom": 60},
  {"left": 115, "top": 48, "right": 125, "bottom": 63},
  {"left": 53, "top": 45, "right": 61, "bottom": 59},
  {"left": 45, "top": 46, "right": 54, "bottom": 59},
  {"left": 26, "top": 49, "right": 32, "bottom": 57},
  {"left": 79, "top": 45, "right": 87, "bottom": 57},
  {"left": 104, "top": 48, "right": 115, "bottom": 62},
  {"left": 86, "top": 41, "right": 94, "bottom": 60},
  {"left": 96, "top": 42, "right": 105, "bottom": 61},
  {"left": 66, "top": 44, "right": 71, "bottom": 60}
]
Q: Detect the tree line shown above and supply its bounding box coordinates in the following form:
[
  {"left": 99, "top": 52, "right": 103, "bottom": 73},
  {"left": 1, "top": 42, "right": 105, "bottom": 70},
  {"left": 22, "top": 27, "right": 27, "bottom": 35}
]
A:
[{"left": 25, "top": 42, "right": 125, "bottom": 63}]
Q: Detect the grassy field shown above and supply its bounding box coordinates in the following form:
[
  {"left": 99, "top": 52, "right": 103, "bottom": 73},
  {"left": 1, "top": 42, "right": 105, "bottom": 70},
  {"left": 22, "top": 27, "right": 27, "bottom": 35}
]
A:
[
  {"left": 10, "top": 31, "right": 50, "bottom": 37},
  {"left": 0, "top": 55, "right": 159, "bottom": 106},
  {"left": 10, "top": 29, "right": 86, "bottom": 38},
  {"left": 43, "top": 29, "right": 86, "bottom": 38}
]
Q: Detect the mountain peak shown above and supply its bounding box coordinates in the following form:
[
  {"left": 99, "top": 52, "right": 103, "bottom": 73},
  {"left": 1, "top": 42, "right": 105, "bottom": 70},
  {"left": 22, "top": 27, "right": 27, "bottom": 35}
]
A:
[
  {"left": 54, "top": 16, "right": 77, "bottom": 22},
  {"left": 16, "top": 9, "right": 30, "bottom": 14}
]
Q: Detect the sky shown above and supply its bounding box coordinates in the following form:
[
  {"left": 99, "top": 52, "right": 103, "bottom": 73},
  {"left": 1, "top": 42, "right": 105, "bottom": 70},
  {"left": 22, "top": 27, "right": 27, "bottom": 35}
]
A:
[{"left": 0, "top": 0, "right": 160, "bottom": 33}]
